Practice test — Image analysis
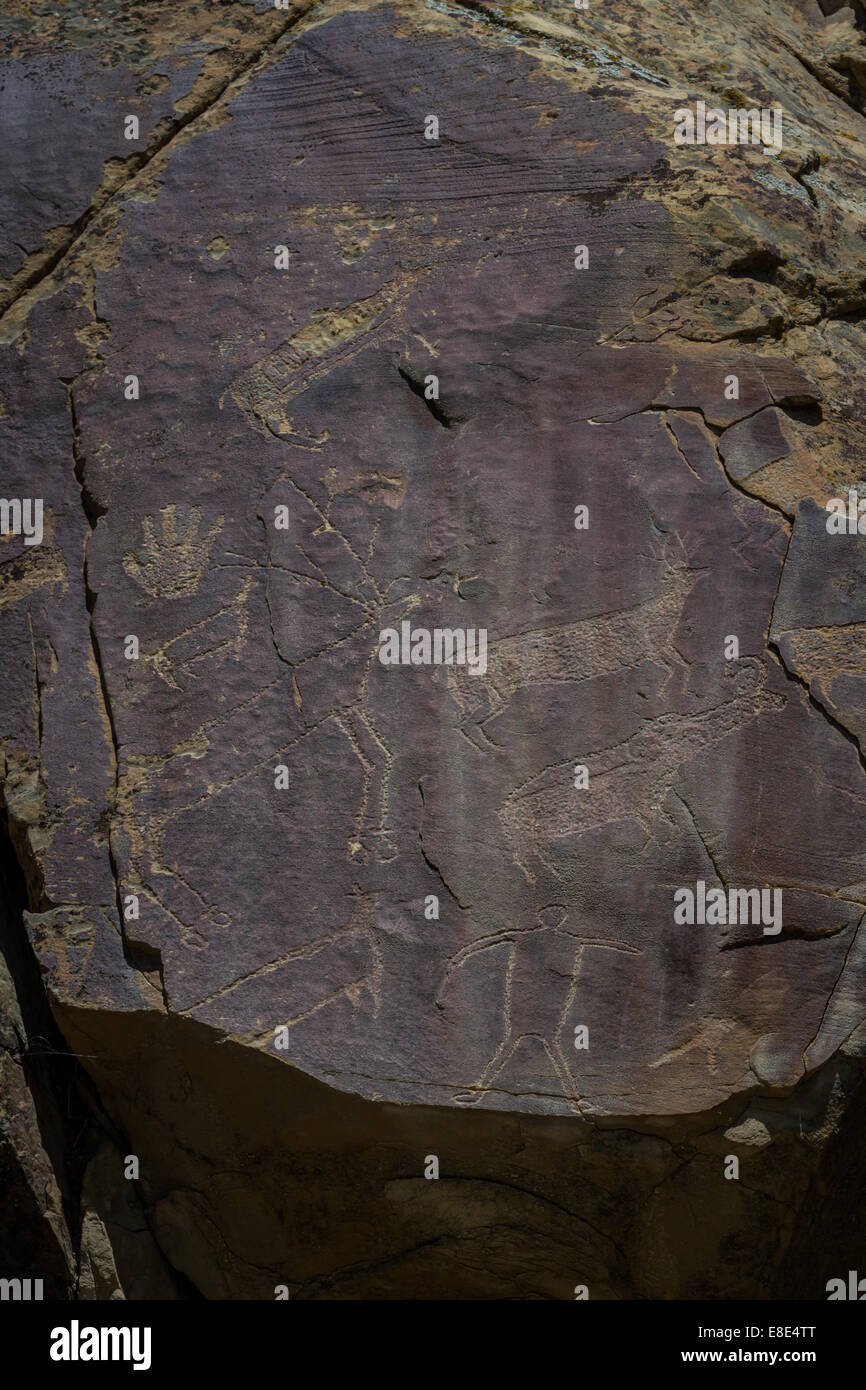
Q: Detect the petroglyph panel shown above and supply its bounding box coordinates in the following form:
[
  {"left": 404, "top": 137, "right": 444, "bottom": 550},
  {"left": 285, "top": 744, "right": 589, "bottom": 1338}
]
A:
[{"left": 5, "top": 0, "right": 866, "bottom": 1139}]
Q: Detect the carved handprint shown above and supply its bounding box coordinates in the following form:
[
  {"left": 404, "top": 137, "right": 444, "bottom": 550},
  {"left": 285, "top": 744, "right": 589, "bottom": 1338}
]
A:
[{"left": 123, "top": 505, "right": 224, "bottom": 599}]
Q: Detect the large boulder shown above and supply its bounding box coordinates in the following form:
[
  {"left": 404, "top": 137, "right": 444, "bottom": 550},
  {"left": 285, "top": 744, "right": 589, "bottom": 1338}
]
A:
[{"left": 2, "top": 0, "right": 866, "bottom": 1298}]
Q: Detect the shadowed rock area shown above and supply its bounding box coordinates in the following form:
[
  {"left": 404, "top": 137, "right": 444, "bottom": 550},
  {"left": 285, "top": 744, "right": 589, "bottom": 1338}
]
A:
[{"left": 2, "top": 0, "right": 866, "bottom": 1298}]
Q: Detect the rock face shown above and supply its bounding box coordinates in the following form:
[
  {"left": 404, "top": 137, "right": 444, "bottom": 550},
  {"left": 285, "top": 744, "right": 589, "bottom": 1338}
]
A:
[{"left": 2, "top": 0, "right": 866, "bottom": 1299}]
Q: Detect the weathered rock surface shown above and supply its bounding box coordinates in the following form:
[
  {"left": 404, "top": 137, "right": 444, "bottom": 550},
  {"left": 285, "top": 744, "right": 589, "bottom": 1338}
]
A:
[{"left": 2, "top": 0, "right": 866, "bottom": 1298}]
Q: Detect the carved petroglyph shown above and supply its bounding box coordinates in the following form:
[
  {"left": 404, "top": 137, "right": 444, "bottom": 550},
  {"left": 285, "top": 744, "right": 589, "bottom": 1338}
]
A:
[
  {"left": 143, "top": 577, "right": 255, "bottom": 690},
  {"left": 500, "top": 660, "right": 785, "bottom": 884},
  {"left": 445, "top": 542, "right": 698, "bottom": 752},
  {"left": 264, "top": 462, "right": 415, "bottom": 868},
  {"left": 228, "top": 281, "right": 409, "bottom": 443},
  {"left": 123, "top": 505, "right": 224, "bottom": 600},
  {"left": 435, "top": 662, "right": 783, "bottom": 1103},
  {"left": 430, "top": 521, "right": 784, "bottom": 1102},
  {"left": 440, "top": 906, "right": 641, "bottom": 1111},
  {"left": 337, "top": 700, "right": 400, "bottom": 865}
]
